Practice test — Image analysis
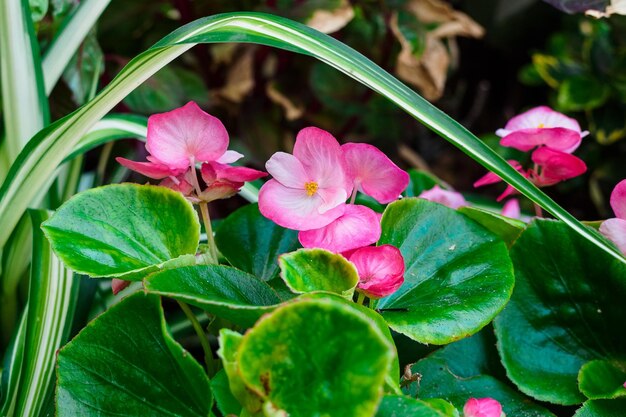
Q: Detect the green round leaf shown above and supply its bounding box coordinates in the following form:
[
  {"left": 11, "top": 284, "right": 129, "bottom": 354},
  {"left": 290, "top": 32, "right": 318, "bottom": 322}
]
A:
[
  {"left": 42, "top": 184, "right": 199, "bottom": 279},
  {"left": 574, "top": 399, "right": 626, "bottom": 417},
  {"left": 557, "top": 76, "right": 610, "bottom": 112},
  {"left": 494, "top": 219, "right": 626, "bottom": 405},
  {"left": 215, "top": 203, "right": 300, "bottom": 281},
  {"left": 57, "top": 293, "right": 211, "bottom": 416},
  {"left": 279, "top": 248, "right": 359, "bottom": 299},
  {"left": 375, "top": 395, "right": 456, "bottom": 417},
  {"left": 458, "top": 206, "right": 525, "bottom": 247},
  {"left": 377, "top": 198, "right": 515, "bottom": 344},
  {"left": 211, "top": 369, "right": 243, "bottom": 417},
  {"left": 403, "top": 330, "right": 556, "bottom": 417},
  {"left": 579, "top": 360, "right": 626, "bottom": 400},
  {"left": 236, "top": 297, "right": 395, "bottom": 416},
  {"left": 144, "top": 264, "right": 281, "bottom": 327}
]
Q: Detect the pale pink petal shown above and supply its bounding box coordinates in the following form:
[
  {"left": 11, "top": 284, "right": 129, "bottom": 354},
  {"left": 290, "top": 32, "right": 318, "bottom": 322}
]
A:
[
  {"left": 316, "top": 187, "right": 349, "bottom": 214},
  {"left": 265, "top": 152, "right": 310, "bottom": 188},
  {"left": 292, "top": 127, "right": 352, "bottom": 194},
  {"left": 350, "top": 245, "right": 405, "bottom": 299},
  {"left": 258, "top": 179, "right": 346, "bottom": 231},
  {"left": 609, "top": 179, "right": 626, "bottom": 219},
  {"left": 501, "top": 199, "right": 521, "bottom": 219},
  {"left": 463, "top": 398, "right": 503, "bottom": 417},
  {"left": 418, "top": 185, "right": 467, "bottom": 209},
  {"left": 342, "top": 143, "right": 409, "bottom": 204},
  {"left": 600, "top": 218, "right": 626, "bottom": 255},
  {"left": 298, "top": 205, "right": 381, "bottom": 253},
  {"left": 160, "top": 177, "right": 194, "bottom": 195},
  {"left": 116, "top": 157, "right": 181, "bottom": 179},
  {"left": 500, "top": 128, "right": 582, "bottom": 153},
  {"left": 111, "top": 279, "right": 130, "bottom": 295},
  {"left": 216, "top": 150, "right": 244, "bottom": 164},
  {"left": 531, "top": 147, "right": 586, "bottom": 186},
  {"left": 504, "top": 106, "right": 582, "bottom": 133},
  {"left": 146, "top": 101, "right": 229, "bottom": 170}
]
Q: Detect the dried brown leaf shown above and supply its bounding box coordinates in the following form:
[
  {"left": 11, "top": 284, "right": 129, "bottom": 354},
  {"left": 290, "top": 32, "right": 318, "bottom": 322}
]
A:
[
  {"left": 214, "top": 47, "right": 255, "bottom": 103},
  {"left": 306, "top": 0, "right": 354, "bottom": 34},
  {"left": 266, "top": 82, "right": 305, "bottom": 121}
]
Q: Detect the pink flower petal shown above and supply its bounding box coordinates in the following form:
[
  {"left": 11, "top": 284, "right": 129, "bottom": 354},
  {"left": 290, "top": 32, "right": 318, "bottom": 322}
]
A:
[
  {"left": 500, "top": 127, "right": 582, "bottom": 153},
  {"left": 198, "top": 181, "right": 241, "bottom": 202},
  {"left": 350, "top": 244, "right": 405, "bottom": 299},
  {"left": 600, "top": 218, "right": 626, "bottom": 256},
  {"left": 463, "top": 398, "right": 503, "bottom": 417},
  {"left": 116, "top": 157, "right": 180, "bottom": 179},
  {"left": 216, "top": 150, "right": 244, "bottom": 164},
  {"left": 531, "top": 147, "right": 587, "bottom": 186},
  {"left": 258, "top": 179, "right": 346, "bottom": 231},
  {"left": 501, "top": 106, "right": 582, "bottom": 134},
  {"left": 206, "top": 162, "right": 267, "bottom": 183},
  {"left": 111, "top": 279, "right": 130, "bottom": 295},
  {"left": 342, "top": 143, "right": 409, "bottom": 204},
  {"left": 497, "top": 185, "right": 518, "bottom": 202},
  {"left": 316, "top": 187, "right": 349, "bottom": 214},
  {"left": 298, "top": 205, "right": 381, "bottom": 253},
  {"left": 265, "top": 152, "right": 311, "bottom": 188},
  {"left": 146, "top": 101, "right": 229, "bottom": 170},
  {"left": 501, "top": 199, "right": 521, "bottom": 219},
  {"left": 160, "top": 177, "right": 194, "bottom": 195},
  {"left": 474, "top": 161, "right": 523, "bottom": 188},
  {"left": 292, "top": 127, "right": 352, "bottom": 194},
  {"left": 418, "top": 185, "right": 467, "bottom": 209},
  {"left": 609, "top": 179, "right": 626, "bottom": 219}
]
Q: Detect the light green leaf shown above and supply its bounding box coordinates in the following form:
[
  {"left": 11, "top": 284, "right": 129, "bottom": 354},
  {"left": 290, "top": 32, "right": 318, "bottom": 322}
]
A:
[
  {"left": 279, "top": 248, "right": 359, "bottom": 299},
  {"left": 57, "top": 292, "right": 211, "bottom": 416},
  {"left": 458, "top": 206, "right": 525, "bottom": 247},
  {"left": 377, "top": 198, "right": 514, "bottom": 344},
  {"left": 574, "top": 399, "right": 626, "bottom": 417},
  {"left": 375, "top": 395, "right": 457, "bottom": 417},
  {"left": 579, "top": 360, "right": 626, "bottom": 400}
]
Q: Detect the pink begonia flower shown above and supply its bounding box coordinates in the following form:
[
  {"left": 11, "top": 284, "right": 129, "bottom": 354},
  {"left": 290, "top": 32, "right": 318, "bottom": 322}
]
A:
[
  {"left": 418, "top": 185, "right": 467, "bottom": 209},
  {"left": 342, "top": 143, "right": 409, "bottom": 203},
  {"left": 474, "top": 160, "right": 529, "bottom": 202},
  {"left": 501, "top": 199, "right": 521, "bottom": 219},
  {"left": 497, "top": 106, "right": 588, "bottom": 154},
  {"left": 350, "top": 245, "right": 405, "bottom": 299},
  {"left": 111, "top": 279, "right": 130, "bottom": 295},
  {"left": 530, "top": 147, "right": 587, "bottom": 187},
  {"left": 259, "top": 127, "right": 352, "bottom": 231},
  {"left": 298, "top": 205, "right": 381, "bottom": 253},
  {"left": 199, "top": 162, "right": 266, "bottom": 202},
  {"left": 463, "top": 398, "right": 504, "bottom": 417},
  {"left": 600, "top": 179, "right": 626, "bottom": 255}
]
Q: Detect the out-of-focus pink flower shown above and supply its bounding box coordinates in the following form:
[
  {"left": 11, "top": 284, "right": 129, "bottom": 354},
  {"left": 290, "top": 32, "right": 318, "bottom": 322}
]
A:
[
  {"left": 600, "top": 179, "right": 626, "bottom": 255},
  {"left": 418, "top": 185, "right": 467, "bottom": 209},
  {"left": 501, "top": 199, "right": 521, "bottom": 219},
  {"left": 474, "top": 161, "right": 528, "bottom": 202},
  {"left": 463, "top": 398, "right": 504, "bottom": 417},
  {"left": 350, "top": 245, "right": 404, "bottom": 299},
  {"left": 530, "top": 147, "right": 587, "bottom": 187},
  {"left": 259, "top": 127, "right": 352, "bottom": 231},
  {"left": 497, "top": 106, "right": 587, "bottom": 154},
  {"left": 342, "top": 143, "right": 409, "bottom": 204},
  {"left": 298, "top": 205, "right": 381, "bottom": 253},
  {"left": 111, "top": 279, "right": 130, "bottom": 295}
]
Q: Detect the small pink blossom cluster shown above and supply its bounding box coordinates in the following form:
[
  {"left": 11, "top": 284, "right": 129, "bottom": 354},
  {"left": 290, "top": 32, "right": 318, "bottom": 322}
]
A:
[
  {"left": 600, "top": 179, "right": 626, "bottom": 256},
  {"left": 418, "top": 184, "right": 520, "bottom": 219},
  {"left": 463, "top": 398, "right": 505, "bottom": 417},
  {"left": 116, "top": 101, "right": 266, "bottom": 203},
  {"left": 258, "top": 127, "right": 409, "bottom": 299},
  {"left": 474, "top": 106, "right": 588, "bottom": 202}
]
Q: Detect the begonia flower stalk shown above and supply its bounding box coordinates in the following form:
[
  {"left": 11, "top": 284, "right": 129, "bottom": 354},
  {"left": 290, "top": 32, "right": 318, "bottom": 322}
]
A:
[
  {"left": 259, "top": 127, "right": 352, "bottom": 231},
  {"left": 342, "top": 143, "right": 409, "bottom": 203},
  {"left": 463, "top": 398, "right": 505, "bottom": 417},
  {"left": 298, "top": 204, "right": 381, "bottom": 253},
  {"left": 600, "top": 179, "right": 626, "bottom": 255},
  {"left": 497, "top": 106, "right": 588, "bottom": 153},
  {"left": 350, "top": 245, "right": 405, "bottom": 299},
  {"left": 418, "top": 185, "right": 467, "bottom": 209}
]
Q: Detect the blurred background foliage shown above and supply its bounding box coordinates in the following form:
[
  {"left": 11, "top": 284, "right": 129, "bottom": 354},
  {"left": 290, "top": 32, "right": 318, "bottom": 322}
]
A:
[{"left": 25, "top": 0, "right": 626, "bottom": 219}]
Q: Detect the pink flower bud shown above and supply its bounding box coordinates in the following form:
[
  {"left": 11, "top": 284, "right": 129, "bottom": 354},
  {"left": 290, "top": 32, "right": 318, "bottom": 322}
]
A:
[
  {"left": 349, "top": 245, "right": 404, "bottom": 299},
  {"left": 463, "top": 398, "right": 504, "bottom": 417}
]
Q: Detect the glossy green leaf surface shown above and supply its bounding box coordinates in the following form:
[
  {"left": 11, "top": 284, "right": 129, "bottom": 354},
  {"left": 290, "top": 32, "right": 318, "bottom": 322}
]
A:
[
  {"left": 144, "top": 265, "right": 281, "bottom": 327},
  {"left": 574, "top": 399, "right": 626, "bottom": 417},
  {"left": 579, "top": 360, "right": 626, "bottom": 400},
  {"left": 57, "top": 292, "right": 211, "bottom": 416},
  {"left": 375, "top": 395, "right": 456, "bottom": 417},
  {"left": 494, "top": 219, "right": 626, "bottom": 405},
  {"left": 458, "top": 206, "right": 525, "bottom": 247},
  {"left": 279, "top": 249, "right": 359, "bottom": 299},
  {"left": 42, "top": 183, "right": 200, "bottom": 279},
  {"left": 214, "top": 203, "right": 299, "bottom": 281},
  {"left": 377, "top": 198, "right": 515, "bottom": 344},
  {"left": 210, "top": 369, "right": 242, "bottom": 417},
  {"left": 232, "top": 297, "right": 394, "bottom": 416},
  {"left": 403, "top": 330, "right": 555, "bottom": 417}
]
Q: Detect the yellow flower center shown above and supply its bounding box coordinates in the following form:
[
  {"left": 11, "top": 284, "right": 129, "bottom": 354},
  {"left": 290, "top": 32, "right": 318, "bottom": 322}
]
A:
[
  {"left": 304, "top": 181, "right": 319, "bottom": 196},
  {"left": 538, "top": 123, "right": 545, "bottom": 128}
]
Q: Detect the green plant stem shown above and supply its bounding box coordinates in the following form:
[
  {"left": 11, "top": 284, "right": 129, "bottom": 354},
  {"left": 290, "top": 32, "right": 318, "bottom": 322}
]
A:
[
  {"left": 199, "top": 202, "right": 219, "bottom": 263},
  {"left": 177, "top": 300, "right": 215, "bottom": 376},
  {"left": 356, "top": 292, "right": 366, "bottom": 306}
]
